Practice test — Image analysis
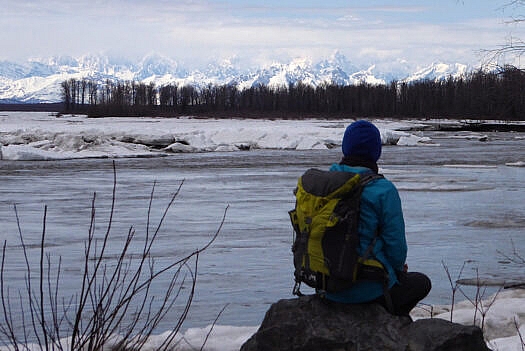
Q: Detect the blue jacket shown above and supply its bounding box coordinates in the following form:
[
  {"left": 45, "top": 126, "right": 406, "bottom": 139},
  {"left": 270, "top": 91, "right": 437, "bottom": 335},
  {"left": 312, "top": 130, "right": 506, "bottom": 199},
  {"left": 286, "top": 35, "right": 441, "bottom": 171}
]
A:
[{"left": 325, "top": 163, "right": 407, "bottom": 303}]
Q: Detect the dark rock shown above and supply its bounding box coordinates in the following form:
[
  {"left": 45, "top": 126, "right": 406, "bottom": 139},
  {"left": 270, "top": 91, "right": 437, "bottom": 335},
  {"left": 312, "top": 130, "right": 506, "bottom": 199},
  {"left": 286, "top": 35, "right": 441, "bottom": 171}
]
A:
[{"left": 240, "top": 295, "right": 490, "bottom": 351}]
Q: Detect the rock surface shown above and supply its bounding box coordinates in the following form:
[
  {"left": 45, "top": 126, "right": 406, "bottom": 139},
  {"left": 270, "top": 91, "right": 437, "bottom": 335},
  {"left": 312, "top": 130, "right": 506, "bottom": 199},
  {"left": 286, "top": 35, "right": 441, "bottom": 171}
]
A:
[{"left": 240, "top": 295, "right": 490, "bottom": 351}]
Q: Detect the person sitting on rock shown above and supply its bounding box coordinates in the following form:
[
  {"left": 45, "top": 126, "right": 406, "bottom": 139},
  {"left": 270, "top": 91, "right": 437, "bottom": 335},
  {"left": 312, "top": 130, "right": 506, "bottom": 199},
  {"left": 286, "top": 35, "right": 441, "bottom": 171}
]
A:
[{"left": 324, "top": 120, "right": 431, "bottom": 316}]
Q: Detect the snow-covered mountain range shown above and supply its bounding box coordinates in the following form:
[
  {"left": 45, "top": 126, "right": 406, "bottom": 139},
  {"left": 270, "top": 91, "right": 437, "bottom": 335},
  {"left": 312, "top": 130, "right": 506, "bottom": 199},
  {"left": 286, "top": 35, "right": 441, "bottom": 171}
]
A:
[{"left": 0, "top": 52, "right": 470, "bottom": 104}]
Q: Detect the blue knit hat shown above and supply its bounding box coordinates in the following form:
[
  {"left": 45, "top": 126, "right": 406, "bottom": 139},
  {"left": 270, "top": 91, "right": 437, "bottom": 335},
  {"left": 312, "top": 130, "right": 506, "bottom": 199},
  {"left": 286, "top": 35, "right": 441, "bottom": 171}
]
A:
[{"left": 342, "top": 120, "right": 382, "bottom": 162}]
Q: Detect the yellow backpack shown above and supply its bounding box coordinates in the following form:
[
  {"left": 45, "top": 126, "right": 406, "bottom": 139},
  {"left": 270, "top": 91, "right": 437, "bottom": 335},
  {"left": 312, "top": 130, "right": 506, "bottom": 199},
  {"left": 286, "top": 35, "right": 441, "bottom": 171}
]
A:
[{"left": 289, "top": 168, "right": 386, "bottom": 296}]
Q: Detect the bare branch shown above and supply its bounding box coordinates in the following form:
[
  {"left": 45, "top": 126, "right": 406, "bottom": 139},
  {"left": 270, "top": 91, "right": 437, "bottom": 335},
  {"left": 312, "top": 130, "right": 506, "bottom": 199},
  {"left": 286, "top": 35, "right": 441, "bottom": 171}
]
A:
[
  {"left": 1, "top": 162, "right": 226, "bottom": 351},
  {"left": 442, "top": 260, "right": 466, "bottom": 322},
  {"left": 200, "top": 304, "right": 230, "bottom": 351},
  {"left": 515, "top": 316, "right": 525, "bottom": 351}
]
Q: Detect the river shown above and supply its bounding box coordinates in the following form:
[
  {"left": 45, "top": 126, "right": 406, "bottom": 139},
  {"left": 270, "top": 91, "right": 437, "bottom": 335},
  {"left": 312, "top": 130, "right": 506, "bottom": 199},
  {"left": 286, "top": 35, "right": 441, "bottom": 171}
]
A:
[{"left": 1, "top": 130, "right": 525, "bottom": 335}]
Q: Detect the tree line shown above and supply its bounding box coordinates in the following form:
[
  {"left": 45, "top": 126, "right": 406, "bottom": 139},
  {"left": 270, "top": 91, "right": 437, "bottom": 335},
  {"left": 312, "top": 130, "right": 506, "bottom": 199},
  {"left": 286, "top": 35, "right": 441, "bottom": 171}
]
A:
[{"left": 61, "top": 65, "right": 525, "bottom": 120}]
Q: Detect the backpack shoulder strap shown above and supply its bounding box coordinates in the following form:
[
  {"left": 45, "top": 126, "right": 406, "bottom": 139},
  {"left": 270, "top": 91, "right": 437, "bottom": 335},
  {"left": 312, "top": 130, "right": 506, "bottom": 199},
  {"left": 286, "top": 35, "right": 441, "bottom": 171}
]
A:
[
  {"left": 358, "top": 171, "right": 385, "bottom": 262},
  {"left": 358, "top": 171, "right": 384, "bottom": 187}
]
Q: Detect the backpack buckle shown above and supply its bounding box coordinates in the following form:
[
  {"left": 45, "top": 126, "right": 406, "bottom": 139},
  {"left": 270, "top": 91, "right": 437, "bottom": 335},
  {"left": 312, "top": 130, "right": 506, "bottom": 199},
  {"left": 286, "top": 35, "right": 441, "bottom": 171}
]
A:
[{"left": 293, "top": 281, "right": 304, "bottom": 296}]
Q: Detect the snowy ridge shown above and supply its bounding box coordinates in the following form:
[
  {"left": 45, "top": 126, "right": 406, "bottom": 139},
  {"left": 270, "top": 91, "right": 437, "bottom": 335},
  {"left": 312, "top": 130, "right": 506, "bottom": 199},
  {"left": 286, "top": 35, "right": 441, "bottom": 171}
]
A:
[
  {"left": 403, "top": 62, "right": 469, "bottom": 83},
  {"left": 0, "top": 53, "right": 472, "bottom": 103}
]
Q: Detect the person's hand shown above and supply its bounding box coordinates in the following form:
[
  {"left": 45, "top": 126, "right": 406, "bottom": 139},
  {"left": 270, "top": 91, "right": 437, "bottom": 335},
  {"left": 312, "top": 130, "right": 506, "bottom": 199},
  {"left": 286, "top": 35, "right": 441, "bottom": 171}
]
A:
[{"left": 403, "top": 263, "right": 408, "bottom": 272}]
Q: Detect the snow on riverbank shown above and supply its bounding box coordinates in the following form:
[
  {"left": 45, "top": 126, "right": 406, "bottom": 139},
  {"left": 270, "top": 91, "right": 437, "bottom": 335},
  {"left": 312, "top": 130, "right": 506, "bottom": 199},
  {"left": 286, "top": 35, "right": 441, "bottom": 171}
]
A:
[
  {"left": 4, "top": 289, "right": 521, "bottom": 351},
  {"left": 174, "top": 288, "right": 525, "bottom": 351},
  {"left": 2, "top": 288, "right": 522, "bottom": 351},
  {"left": 412, "top": 288, "right": 525, "bottom": 351},
  {"left": 154, "top": 288, "right": 525, "bottom": 350},
  {"left": 1, "top": 112, "right": 430, "bottom": 161}
]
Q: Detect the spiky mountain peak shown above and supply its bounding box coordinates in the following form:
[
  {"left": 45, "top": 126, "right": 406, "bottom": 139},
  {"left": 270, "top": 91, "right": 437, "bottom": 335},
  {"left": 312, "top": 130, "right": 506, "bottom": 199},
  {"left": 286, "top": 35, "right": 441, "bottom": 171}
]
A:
[{"left": 0, "top": 54, "right": 471, "bottom": 103}]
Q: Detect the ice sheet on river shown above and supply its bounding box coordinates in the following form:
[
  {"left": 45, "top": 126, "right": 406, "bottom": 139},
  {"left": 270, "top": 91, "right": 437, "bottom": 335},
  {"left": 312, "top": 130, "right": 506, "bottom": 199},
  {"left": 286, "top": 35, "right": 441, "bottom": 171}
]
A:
[{"left": 0, "top": 112, "right": 430, "bottom": 161}]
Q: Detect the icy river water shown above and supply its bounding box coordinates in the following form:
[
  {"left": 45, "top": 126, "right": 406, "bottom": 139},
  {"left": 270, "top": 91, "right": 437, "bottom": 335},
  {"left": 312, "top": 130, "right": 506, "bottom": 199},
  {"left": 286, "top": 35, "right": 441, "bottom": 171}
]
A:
[{"left": 1, "top": 131, "right": 525, "bottom": 334}]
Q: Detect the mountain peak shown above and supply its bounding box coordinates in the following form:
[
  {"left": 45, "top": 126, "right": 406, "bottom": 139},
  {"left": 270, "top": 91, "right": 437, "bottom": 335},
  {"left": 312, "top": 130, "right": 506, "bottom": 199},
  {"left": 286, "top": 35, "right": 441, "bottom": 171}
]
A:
[
  {"left": 403, "top": 62, "right": 470, "bottom": 83},
  {"left": 0, "top": 55, "right": 473, "bottom": 103}
]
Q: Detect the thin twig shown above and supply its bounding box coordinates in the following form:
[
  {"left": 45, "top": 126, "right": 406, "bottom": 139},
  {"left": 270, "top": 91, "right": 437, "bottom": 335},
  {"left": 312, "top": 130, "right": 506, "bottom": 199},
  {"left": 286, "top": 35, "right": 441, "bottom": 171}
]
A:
[
  {"left": 200, "top": 304, "right": 230, "bottom": 351},
  {"left": 515, "top": 316, "right": 525, "bottom": 351},
  {"left": 39, "top": 205, "right": 49, "bottom": 351},
  {"left": 442, "top": 260, "right": 466, "bottom": 322},
  {"left": 14, "top": 204, "right": 43, "bottom": 349},
  {"left": 1, "top": 241, "right": 20, "bottom": 351}
]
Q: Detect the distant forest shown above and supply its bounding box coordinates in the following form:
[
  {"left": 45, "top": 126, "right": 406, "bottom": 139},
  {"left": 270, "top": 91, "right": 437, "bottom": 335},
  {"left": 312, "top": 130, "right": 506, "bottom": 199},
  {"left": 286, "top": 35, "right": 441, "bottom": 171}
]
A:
[{"left": 61, "top": 65, "right": 525, "bottom": 120}]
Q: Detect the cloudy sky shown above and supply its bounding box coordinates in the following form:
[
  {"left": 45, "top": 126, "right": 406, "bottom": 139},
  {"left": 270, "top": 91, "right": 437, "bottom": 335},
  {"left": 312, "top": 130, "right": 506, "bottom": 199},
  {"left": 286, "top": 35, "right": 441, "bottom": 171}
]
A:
[{"left": 1, "top": 0, "right": 523, "bottom": 70}]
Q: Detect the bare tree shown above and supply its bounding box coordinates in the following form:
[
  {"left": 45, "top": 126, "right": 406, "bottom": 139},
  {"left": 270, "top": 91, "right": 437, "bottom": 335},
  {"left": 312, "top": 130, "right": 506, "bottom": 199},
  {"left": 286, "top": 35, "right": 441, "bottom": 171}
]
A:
[
  {"left": 483, "top": 1, "right": 525, "bottom": 66},
  {"left": 61, "top": 80, "right": 71, "bottom": 111}
]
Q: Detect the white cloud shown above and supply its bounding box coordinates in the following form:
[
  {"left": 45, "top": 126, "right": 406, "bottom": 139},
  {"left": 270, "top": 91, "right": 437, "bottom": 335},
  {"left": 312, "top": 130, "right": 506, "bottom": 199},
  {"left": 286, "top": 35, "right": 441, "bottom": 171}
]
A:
[{"left": 0, "top": 0, "right": 521, "bottom": 69}]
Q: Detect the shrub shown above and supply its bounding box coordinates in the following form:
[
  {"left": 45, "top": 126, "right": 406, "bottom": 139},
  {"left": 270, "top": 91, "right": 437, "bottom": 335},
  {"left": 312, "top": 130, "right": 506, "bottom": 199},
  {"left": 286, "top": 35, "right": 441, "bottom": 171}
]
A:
[{"left": 0, "top": 162, "right": 226, "bottom": 351}]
